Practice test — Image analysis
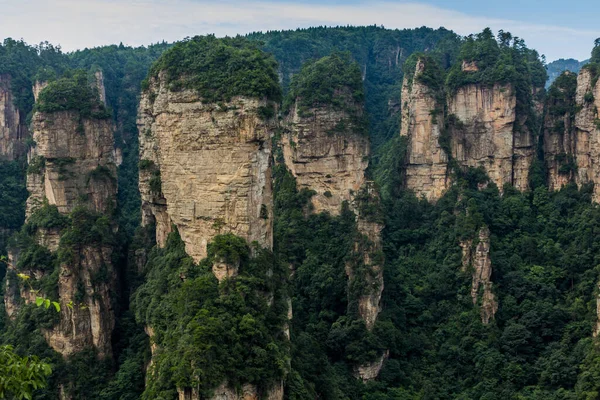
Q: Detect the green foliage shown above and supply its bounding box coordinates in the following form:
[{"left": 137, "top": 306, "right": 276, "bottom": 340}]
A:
[
  {"left": 403, "top": 52, "right": 446, "bottom": 93},
  {"left": 148, "top": 170, "right": 161, "bottom": 194},
  {"left": 132, "top": 229, "right": 289, "bottom": 398},
  {"left": 26, "top": 202, "right": 69, "bottom": 233},
  {"left": 249, "top": 26, "right": 461, "bottom": 150},
  {"left": 584, "top": 92, "right": 595, "bottom": 103},
  {"left": 86, "top": 165, "right": 116, "bottom": 185},
  {"left": 35, "top": 70, "right": 111, "bottom": 119},
  {"left": 0, "top": 39, "right": 68, "bottom": 115},
  {"left": 272, "top": 160, "right": 386, "bottom": 397},
  {"left": 26, "top": 156, "right": 45, "bottom": 175},
  {"left": 138, "top": 159, "right": 155, "bottom": 171},
  {"left": 546, "top": 72, "right": 578, "bottom": 118},
  {"left": 284, "top": 52, "right": 363, "bottom": 110},
  {"left": 0, "top": 344, "right": 52, "bottom": 399},
  {"left": 147, "top": 35, "right": 281, "bottom": 102},
  {"left": 545, "top": 58, "right": 588, "bottom": 88}
]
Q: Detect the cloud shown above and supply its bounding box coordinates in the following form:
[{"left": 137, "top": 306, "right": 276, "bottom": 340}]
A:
[{"left": 0, "top": 0, "right": 597, "bottom": 61}]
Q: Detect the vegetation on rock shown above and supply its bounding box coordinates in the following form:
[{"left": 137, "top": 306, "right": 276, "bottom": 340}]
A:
[{"left": 145, "top": 35, "right": 281, "bottom": 102}]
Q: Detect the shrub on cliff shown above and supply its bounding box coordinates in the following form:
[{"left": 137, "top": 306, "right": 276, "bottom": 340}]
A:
[
  {"left": 284, "top": 52, "right": 368, "bottom": 134},
  {"left": 34, "top": 70, "right": 111, "bottom": 119},
  {"left": 145, "top": 35, "right": 281, "bottom": 103}
]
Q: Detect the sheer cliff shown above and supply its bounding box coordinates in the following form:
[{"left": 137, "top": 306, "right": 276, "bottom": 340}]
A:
[
  {"left": 3, "top": 71, "right": 119, "bottom": 397},
  {"left": 133, "top": 36, "right": 287, "bottom": 400}
]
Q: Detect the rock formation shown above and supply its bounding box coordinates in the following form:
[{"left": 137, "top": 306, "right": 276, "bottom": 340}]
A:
[
  {"left": 400, "top": 58, "right": 449, "bottom": 200},
  {"left": 448, "top": 82, "right": 534, "bottom": 192},
  {"left": 281, "top": 101, "right": 370, "bottom": 215},
  {"left": 541, "top": 67, "right": 600, "bottom": 199},
  {"left": 461, "top": 226, "right": 498, "bottom": 324},
  {"left": 543, "top": 71, "right": 578, "bottom": 191},
  {"left": 5, "top": 73, "right": 118, "bottom": 360},
  {"left": 0, "top": 74, "right": 27, "bottom": 161},
  {"left": 138, "top": 75, "right": 275, "bottom": 266},
  {"left": 401, "top": 58, "right": 538, "bottom": 200},
  {"left": 26, "top": 110, "right": 117, "bottom": 216},
  {"left": 282, "top": 62, "right": 385, "bottom": 379}
]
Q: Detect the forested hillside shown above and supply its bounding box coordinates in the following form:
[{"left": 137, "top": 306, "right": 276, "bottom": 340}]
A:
[{"left": 2, "top": 26, "right": 600, "bottom": 400}]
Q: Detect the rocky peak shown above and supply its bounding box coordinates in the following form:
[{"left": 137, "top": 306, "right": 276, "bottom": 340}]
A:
[
  {"left": 400, "top": 56, "right": 449, "bottom": 200},
  {"left": 5, "top": 71, "right": 118, "bottom": 364},
  {"left": 0, "top": 74, "right": 28, "bottom": 161},
  {"left": 138, "top": 81, "right": 276, "bottom": 265}
]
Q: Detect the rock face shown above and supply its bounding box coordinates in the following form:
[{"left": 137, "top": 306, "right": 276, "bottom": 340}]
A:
[
  {"left": 400, "top": 59, "right": 449, "bottom": 200},
  {"left": 449, "top": 83, "right": 533, "bottom": 192},
  {"left": 542, "top": 68, "right": 600, "bottom": 199},
  {"left": 138, "top": 74, "right": 274, "bottom": 265},
  {"left": 6, "top": 77, "right": 118, "bottom": 360},
  {"left": 544, "top": 71, "right": 577, "bottom": 190},
  {"left": 0, "top": 74, "right": 27, "bottom": 160},
  {"left": 461, "top": 226, "right": 498, "bottom": 324},
  {"left": 178, "top": 382, "right": 284, "bottom": 400},
  {"left": 26, "top": 111, "right": 117, "bottom": 216},
  {"left": 281, "top": 101, "right": 369, "bottom": 214},
  {"left": 401, "top": 59, "right": 538, "bottom": 200},
  {"left": 282, "top": 92, "right": 385, "bottom": 379}
]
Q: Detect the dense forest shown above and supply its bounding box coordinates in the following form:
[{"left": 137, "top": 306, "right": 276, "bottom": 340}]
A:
[{"left": 1, "top": 25, "right": 600, "bottom": 400}]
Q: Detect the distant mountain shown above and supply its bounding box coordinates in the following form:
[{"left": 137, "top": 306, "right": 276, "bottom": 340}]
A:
[{"left": 546, "top": 58, "right": 589, "bottom": 87}]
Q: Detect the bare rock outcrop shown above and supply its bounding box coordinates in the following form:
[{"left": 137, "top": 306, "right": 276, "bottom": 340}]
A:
[
  {"left": 461, "top": 226, "right": 498, "bottom": 324},
  {"left": 26, "top": 110, "right": 117, "bottom": 216},
  {"left": 400, "top": 58, "right": 449, "bottom": 200},
  {"left": 138, "top": 75, "right": 274, "bottom": 265},
  {"left": 178, "top": 382, "right": 284, "bottom": 400},
  {"left": 0, "top": 74, "right": 27, "bottom": 160},
  {"left": 5, "top": 75, "right": 118, "bottom": 361},
  {"left": 572, "top": 68, "right": 600, "bottom": 200},
  {"left": 449, "top": 83, "right": 533, "bottom": 192},
  {"left": 543, "top": 72, "right": 578, "bottom": 190},
  {"left": 281, "top": 101, "right": 369, "bottom": 215}
]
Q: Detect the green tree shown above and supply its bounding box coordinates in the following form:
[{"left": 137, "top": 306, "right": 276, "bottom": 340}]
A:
[{"left": 0, "top": 345, "right": 52, "bottom": 399}]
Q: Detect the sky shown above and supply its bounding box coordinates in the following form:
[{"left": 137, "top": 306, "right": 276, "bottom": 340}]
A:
[{"left": 0, "top": 0, "right": 599, "bottom": 61}]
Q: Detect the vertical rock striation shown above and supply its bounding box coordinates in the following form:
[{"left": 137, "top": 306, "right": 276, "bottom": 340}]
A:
[
  {"left": 461, "top": 226, "right": 498, "bottom": 324},
  {"left": 5, "top": 72, "right": 118, "bottom": 360},
  {"left": 448, "top": 82, "right": 534, "bottom": 192},
  {"left": 400, "top": 58, "right": 449, "bottom": 200},
  {"left": 138, "top": 79, "right": 275, "bottom": 265},
  {"left": 543, "top": 71, "right": 578, "bottom": 191},
  {"left": 281, "top": 100, "right": 369, "bottom": 215},
  {"left": 0, "top": 74, "right": 27, "bottom": 160},
  {"left": 26, "top": 110, "right": 117, "bottom": 216}
]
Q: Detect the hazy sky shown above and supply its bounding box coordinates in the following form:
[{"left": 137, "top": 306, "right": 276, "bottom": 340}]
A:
[{"left": 1, "top": 0, "right": 598, "bottom": 61}]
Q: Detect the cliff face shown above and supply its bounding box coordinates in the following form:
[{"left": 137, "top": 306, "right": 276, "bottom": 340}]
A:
[
  {"left": 26, "top": 110, "right": 117, "bottom": 216},
  {"left": 6, "top": 76, "right": 118, "bottom": 361},
  {"left": 573, "top": 68, "right": 600, "bottom": 199},
  {"left": 449, "top": 83, "right": 533, "bottom": 191},
  {"left": 543, "top": 72, "right": 577, "bottom": 191},
  {"left": 461, "top": 226, "right": 497, "bottom": 324},
  {"left": 281, "top": 101, "right": 369, "bottom": 214},
  {"left": 542, "top": 68, "right": 600, "bottom": 198},
  {"left": 138, "top": 75, "right": 274, "bottom": 266},
  {"left": 401, "top": 60, "right": 537, "bottom": 200},
  {"left": 0, "top": 74, "right": 27, "bottom": 160},
  {"left": 400, "top": 59, "right": 449, "bottom": 200},
  {"left": 282, "top": 87, "right": 384, "bottom": 379}
]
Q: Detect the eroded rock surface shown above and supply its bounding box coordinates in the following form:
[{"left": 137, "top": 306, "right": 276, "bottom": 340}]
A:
[
  {"left": 400, "top": 58, "right": 449, "bottom": 200},
  {"left": 0, "top": 74, "right": 27, "bottom": 160},
  {"left": 138, "top": 75, "right": 274, "bottom": 265},
  {"left": 461, "top": 226, "right": 498, "bottom": 324},
  {"left": 281, "top": 101, "right": 369, "bottom": 215}
]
